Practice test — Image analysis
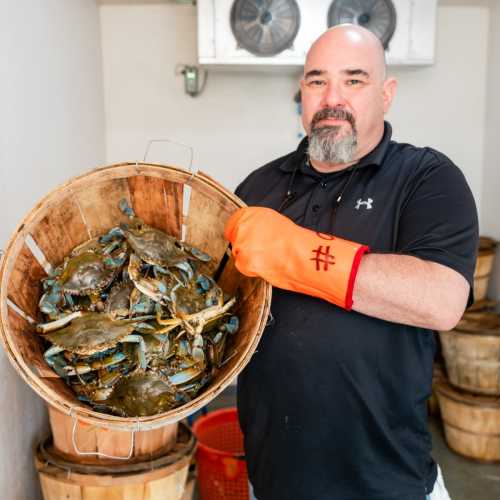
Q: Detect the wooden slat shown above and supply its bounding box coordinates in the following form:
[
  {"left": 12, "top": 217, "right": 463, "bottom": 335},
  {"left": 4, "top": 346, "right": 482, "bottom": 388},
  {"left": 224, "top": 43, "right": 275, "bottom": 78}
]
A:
[
  {"left": 49, "top": 406, "right": 98, "bottom": 457},
  {"left": 7, "top": 307, "right": 50, "bottom": 377},
  {"left": 30, "top": 195, "right": 89, "bottom": 267},
  {"left": 134, "top": 423, "right": 178, "bottom": 458},
  {"left": 144, "top": 467, "right": 189, "bottom": 500},
  {"left": 39, "top": 473, "right": 82, "bottom": 500},
  {"left": 180, "top": 477, "right": 195, "bottom": 500},
  {"left": 7, "top": 243, "right": 46, "bottom": 320},
  {"left": 41, "top": 378, "right": 82, "bottom": 404},
  {"left": 72, "top": 178, "right": 131, "bottom": 237},
  {"left": 217, "top": 254, "right": 242, "bottom": 297},
  {"left": 96, "top": 427, "right": 136, "bottom": 461},
  {"left": 128, "top": 176, "right": 183, "bottom": 239},
  {"left": 81, "top": 484, "right": 145, "bottom": 499},
  {"left": 185, "top": 177, "right": 235, "bottom": 275}
]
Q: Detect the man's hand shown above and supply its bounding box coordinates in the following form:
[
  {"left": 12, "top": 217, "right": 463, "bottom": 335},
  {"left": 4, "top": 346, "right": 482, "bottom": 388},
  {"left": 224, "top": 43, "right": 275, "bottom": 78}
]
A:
[{"left": 224, "top": 207, "right": 369, "bottom": 310}]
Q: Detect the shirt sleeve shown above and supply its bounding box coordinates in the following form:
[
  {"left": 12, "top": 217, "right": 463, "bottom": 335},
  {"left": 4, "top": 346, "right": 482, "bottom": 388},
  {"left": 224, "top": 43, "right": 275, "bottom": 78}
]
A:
[{"left": 395, "top": 151, "right": 479, "bottom": 301}]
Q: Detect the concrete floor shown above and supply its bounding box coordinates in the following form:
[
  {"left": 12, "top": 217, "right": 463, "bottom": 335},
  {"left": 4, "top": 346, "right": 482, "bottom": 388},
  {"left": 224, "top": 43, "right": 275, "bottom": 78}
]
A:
[{"left": 197, "top": 386, "right": 500, "bottom": 500}]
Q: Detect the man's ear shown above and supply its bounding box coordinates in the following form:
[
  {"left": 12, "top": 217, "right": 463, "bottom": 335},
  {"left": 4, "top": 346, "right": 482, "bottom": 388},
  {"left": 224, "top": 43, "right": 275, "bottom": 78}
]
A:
[{"left": 382, "top": 77, "right": 398, "bottom": 113}]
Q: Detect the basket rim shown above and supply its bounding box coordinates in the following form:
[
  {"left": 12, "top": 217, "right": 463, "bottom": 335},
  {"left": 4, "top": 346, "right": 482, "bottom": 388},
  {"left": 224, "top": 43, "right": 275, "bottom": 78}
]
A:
[
  {"left": 435, "top": 379, "right": 500, "bottom": 408},
  {"left": 37, "top": 421, "right": 195, "bottom": 476},
  {"left": 0, "top": 162, "right": 272, "bottom": 430}
]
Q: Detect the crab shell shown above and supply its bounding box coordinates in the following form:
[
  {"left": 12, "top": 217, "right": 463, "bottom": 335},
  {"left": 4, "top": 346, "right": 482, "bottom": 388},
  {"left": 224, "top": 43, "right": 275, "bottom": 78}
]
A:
[
  {"left": 168, "top": 274, "right": 222, "bottom": 317},
  {"left": 128, "top": 254, "right": 175, "bottom": 305},
  {"left": 42, "top": 312, "right": 138, "bottom": 356},
  {"left": 99, "top": 371, "right": 178, "bottom": 417},
  {"left": 57, "top": 251, "right": 119, "bottom": 296},
  {"left": 123, "top": 226, "right": 194, "bottom": 268},
  {"left": 105, "top": 281, "right": 135, "bottom": 318}
]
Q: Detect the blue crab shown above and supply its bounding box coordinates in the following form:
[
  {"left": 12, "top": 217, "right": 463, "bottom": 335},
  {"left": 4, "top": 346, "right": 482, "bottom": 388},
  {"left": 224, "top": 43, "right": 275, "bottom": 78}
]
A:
[
  {"left": 118, "top": 199, "right": 211, "bottom": 276},
  {"left": 95, "top": 371, "right": 182, "bottom": 417},
  {"left": 39, "top": 312, "right": 151, "bottom": 374},
  {"left": 39, "top": 249, "right": 127, "bottom": 319},
  {"left": 57, "top": 251, "right": 126, "bottom": 297}
]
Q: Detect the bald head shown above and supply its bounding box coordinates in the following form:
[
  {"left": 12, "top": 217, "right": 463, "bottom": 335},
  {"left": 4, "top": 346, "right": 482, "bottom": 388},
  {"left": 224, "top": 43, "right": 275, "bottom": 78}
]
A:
[
  {"left": 299, "top": 23, "right": 397, "bottom": 172},
  {"left": 306, "top": 24, "right": 387, "bottom": 82}
]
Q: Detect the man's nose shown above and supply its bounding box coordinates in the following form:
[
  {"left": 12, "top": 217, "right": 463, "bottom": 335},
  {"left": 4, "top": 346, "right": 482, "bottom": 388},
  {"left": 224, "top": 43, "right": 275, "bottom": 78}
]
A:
[{"left": 321, "top": 82, "right": 347, "bottom": 108}]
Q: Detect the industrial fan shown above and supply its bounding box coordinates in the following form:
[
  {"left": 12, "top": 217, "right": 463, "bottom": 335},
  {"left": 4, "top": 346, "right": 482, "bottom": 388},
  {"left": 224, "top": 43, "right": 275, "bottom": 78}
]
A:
[
  {"left": 230, "top": 0, "right": 301, "bottom": 57},
  {"left": 327, "top": 0, "right": 397, "bottom": 49}
]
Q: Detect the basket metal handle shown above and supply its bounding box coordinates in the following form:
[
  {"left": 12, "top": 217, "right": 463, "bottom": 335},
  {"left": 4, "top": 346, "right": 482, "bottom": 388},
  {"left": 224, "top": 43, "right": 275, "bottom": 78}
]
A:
[
  {"left": 143, "top": 139, "right": 194, "bottom": 172},
  {"left": 70, "top": 410, "right": 138, "bottom": 461}
]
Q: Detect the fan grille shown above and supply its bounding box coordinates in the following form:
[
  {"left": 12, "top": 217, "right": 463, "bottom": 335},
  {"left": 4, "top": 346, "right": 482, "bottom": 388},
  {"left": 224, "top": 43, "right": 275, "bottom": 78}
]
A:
[
  {"left": 230, "top": 0, "right": 301, "bottom": 57},
  {"left": 327, "top": 0, "right": 397, "bottom": 49}
]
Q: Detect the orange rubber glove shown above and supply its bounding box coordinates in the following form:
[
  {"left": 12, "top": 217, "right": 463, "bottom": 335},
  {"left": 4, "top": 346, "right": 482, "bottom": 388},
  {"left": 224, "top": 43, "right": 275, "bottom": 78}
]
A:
[{"left": 224, "top": 207, "right": 369, "bottom": 310}]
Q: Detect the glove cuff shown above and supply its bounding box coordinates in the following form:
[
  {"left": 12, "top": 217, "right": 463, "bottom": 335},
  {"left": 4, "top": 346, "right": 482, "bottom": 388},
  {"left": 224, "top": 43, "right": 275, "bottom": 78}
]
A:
[{"left": 345, "top": 244, "right": 369, "bottom": 310}]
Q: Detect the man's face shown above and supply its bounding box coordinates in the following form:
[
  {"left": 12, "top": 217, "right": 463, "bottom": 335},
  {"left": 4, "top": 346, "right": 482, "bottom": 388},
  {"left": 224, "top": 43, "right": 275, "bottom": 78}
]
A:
[{"left": 300, "top": 32, "right": 394, "bottom": 164}]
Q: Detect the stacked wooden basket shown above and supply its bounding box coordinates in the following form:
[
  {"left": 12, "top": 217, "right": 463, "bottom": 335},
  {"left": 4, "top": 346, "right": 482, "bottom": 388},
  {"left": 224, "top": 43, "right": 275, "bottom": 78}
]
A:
[
  {"left": 436, "top": 237, "right": 500, "bottom": 462},
  {"left": 0, "top": 163, "right": 272, "bottom": 499}
]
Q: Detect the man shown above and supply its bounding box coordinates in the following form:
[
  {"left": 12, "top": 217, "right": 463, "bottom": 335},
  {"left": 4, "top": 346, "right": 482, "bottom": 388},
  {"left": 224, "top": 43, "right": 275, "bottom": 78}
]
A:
[{"left": 224, "top": 25, "right": 478, "bottom": 500}]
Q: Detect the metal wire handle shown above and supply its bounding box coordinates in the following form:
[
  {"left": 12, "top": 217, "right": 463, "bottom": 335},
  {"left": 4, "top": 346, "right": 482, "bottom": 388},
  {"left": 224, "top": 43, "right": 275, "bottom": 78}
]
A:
[
  {"left": 70, "top": 409, "right": 139, "bottom": 460},
  {"left": 143, "top": 139, "right": 194, "bottom": 172}
]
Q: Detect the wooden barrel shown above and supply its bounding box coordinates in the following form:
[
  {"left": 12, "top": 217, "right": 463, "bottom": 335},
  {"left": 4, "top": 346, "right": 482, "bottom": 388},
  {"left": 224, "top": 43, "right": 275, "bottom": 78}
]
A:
[
  {"left": 36, "top": 422, "right": 195, "bottom": 500},
  {"left": 473, "top": 237, "right": 497, "bottom": 302},
  {"left": 47, "top": 405, "right": 178, "bottom": 464},
  {"left": 439, "top": 312, "right": 500, "bottom": 396},
  {"left": 0, "top": 163, "right": 272, "bottom": 461},
  {"left": 435, "top": 379, "right": 500, "bottom": 462}
]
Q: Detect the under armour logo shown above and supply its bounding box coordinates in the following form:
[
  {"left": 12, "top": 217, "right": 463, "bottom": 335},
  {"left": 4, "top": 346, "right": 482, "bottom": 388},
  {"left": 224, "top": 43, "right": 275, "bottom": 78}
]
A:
[
  {"left": 355, "top": 198, "right": 374, "bottom": 210},
  {"left": 310, "top": 246, "right": 336, "bottom": 271}
]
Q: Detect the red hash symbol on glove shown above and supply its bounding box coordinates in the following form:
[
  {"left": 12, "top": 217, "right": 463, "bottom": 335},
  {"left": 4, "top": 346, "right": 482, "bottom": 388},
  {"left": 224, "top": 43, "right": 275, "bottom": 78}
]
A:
[{"left": 310, "top": 246, "right": 336, "bottom": 271}]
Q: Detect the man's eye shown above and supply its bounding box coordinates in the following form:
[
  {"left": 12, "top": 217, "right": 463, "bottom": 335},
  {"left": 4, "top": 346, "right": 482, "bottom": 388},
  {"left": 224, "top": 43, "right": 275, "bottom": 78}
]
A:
[
  {"left": 307, "top": 80, "right": 326, "bottom": 87},
  {"left": 347, "top": 79, "right": 362, "bottom": 86}
]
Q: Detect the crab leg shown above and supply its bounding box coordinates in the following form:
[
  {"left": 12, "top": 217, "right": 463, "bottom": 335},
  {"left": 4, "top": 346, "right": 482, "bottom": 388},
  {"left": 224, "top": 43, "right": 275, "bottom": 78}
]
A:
[
  {"left": 44, "top": 345, "right": 66, "bottom": 375},
  {"left": 63, "top": 351, "right": 127, "bottom": 376},
  {"left": 121, "top": 334, "right": 147, "bottom": 370},
  {"left": 168, "top": 366, "right": 203, "bottom": 386},
  {"left": 183, "top": 297, "right": 237, "bottom": 336},
  {"left": 37, "top": 311, "right": 83, "bottom": 334},
  {"left": 128, "top": 254, "right": 171, "bottom": 305}
]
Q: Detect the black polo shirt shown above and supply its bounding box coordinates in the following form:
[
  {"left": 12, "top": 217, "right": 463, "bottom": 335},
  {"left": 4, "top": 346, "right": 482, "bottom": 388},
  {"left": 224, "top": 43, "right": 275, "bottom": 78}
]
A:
[{"left": 235, "top": 122, "right": 478, "bottom": 500}]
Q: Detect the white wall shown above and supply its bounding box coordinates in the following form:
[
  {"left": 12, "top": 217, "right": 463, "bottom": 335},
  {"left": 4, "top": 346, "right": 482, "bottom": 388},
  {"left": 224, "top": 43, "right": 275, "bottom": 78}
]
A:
[
  {"left": 482, "top": 0, "right": 500, "bottom": 301},
  {"left": 388, "top": 2, "right": 490, "bottom": 223},
  {"left": 0, "top": 1, "right": 105, "bottom": 498},
  {"left": 100, "top": 0, "right": 489, "bottom": 213},
  {"left": 99, "top": 0, "right": 301, "bottom": 190}
]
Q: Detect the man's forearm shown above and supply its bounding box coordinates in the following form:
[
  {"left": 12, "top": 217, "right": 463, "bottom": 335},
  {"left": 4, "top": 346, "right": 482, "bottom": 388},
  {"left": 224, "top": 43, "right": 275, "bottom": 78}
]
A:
[{"left": 352, "top": 254, "right": 470, "bottom": 331}]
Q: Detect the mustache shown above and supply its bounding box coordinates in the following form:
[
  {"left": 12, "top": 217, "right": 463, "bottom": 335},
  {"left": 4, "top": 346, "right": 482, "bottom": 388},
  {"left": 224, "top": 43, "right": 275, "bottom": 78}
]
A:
[{"left": 311, "top": 107, "right": 356, "bottom": 130}]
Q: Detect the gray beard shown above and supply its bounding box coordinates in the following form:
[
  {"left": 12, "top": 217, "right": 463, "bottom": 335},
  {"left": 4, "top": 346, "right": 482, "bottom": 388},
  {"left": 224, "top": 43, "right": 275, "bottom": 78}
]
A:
[{"left": 308, "top": 126, "right": 357, "bottom": 164}]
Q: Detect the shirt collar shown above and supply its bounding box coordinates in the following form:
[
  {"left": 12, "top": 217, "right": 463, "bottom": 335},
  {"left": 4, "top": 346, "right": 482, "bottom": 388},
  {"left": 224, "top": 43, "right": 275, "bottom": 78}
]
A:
[{"left": 279, "top": 121, "right": 393, "bottom": 173}]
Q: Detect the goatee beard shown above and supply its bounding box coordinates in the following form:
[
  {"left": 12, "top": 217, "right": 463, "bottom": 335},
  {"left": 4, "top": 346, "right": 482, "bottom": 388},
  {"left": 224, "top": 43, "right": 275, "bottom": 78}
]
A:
[
  {"left": 308, "top": 107, "right": 357, "bottom": 164},
  {"left": 308, "top": 126, "right": 358, "bottom": 164}
]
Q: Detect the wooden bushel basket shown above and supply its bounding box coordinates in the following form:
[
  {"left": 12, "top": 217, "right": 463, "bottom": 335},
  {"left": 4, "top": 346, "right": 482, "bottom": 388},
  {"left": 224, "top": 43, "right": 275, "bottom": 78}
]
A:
[
  {"left": 435, "top": 379, "right": 500, "bottom": 462},
  {"left": 0, "top": 163, "right": 271, "bottom": 462},
  {"left": 439, "top": 312, "right": 500, "bottom": 396},
  {"left": 473, "top": 237, "right": 497, "bottom": 302},
  {"left": 35, "top": 422, "right": 196, "bottom": 500}
]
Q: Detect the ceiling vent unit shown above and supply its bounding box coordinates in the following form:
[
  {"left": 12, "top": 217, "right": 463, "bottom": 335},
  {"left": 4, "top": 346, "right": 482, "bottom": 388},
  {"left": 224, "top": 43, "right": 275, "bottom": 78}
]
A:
[{"left": 197, "top": 0, "right": 437, "bottom": 67}]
